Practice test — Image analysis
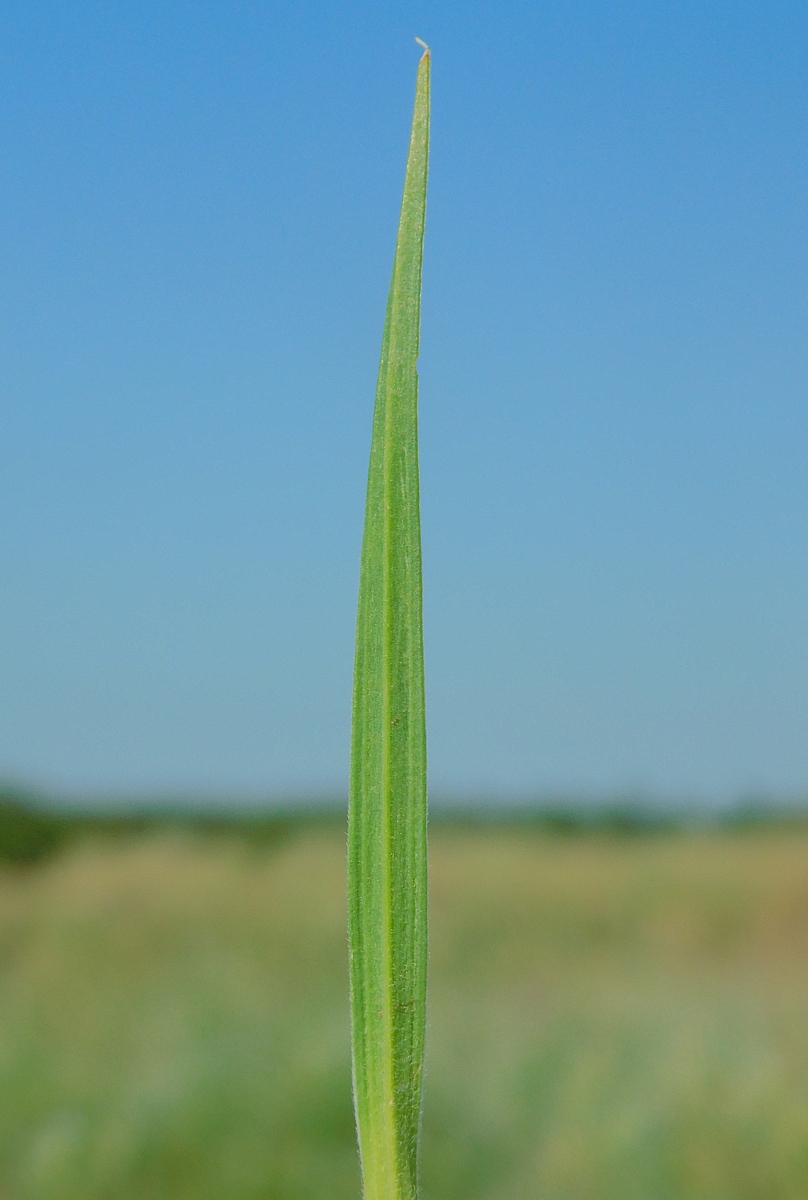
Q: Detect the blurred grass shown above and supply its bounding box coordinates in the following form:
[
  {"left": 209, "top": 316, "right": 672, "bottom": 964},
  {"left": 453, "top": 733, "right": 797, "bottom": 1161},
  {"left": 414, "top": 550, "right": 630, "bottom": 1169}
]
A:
[{"left": 1, "top": 825, "right": 808, "bottom": 1198}]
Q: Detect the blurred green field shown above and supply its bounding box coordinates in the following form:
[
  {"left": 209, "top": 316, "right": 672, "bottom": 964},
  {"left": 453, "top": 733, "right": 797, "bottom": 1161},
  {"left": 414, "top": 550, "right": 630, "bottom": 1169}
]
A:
[{"left": 1, "top": 824, "right": 808, "bottom": 1199}]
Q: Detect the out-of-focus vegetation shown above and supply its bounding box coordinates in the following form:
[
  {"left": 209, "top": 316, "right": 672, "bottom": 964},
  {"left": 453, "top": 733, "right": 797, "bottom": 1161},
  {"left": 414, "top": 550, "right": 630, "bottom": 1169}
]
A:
[
  {"left": 0, "top": 789, "right": 319, "bottom": 864},
  {"left": 2, "top": 799, "right": 808, "bottom": 1198},
  {"left": 0, "top": 786, "right": 804, "bottom": 867}
]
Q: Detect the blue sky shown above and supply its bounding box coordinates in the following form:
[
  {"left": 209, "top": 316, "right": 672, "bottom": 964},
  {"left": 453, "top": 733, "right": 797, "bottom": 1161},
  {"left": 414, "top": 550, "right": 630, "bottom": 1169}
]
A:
[{"left": 2, "top": 1, "right": 808, "bottom": 804}]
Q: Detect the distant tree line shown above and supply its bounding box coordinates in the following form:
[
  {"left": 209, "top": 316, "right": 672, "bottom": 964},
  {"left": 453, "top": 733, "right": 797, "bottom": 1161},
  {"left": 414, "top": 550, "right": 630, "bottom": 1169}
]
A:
[{"left": 0, "top": 786, "right": 805, "bottom": 866}]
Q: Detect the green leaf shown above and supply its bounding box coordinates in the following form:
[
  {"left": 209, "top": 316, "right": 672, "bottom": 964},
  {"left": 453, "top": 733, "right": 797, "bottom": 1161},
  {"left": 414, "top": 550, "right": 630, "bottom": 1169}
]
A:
[{"left": 348, "top": 43, "right": 430, "bottom": 1200}]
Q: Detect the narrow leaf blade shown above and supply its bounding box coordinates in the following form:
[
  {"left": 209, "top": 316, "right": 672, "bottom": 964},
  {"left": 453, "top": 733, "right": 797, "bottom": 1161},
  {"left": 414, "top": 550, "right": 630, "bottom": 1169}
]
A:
[{"left": 348, "top": 46, "right": 430, "bottom": 1200}]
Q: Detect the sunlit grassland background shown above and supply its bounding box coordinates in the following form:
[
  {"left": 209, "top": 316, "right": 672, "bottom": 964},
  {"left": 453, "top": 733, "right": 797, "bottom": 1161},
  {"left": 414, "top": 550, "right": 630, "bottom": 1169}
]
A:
[{"left": 1, "top": 814, "right": 808, "bottom": 1199}]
